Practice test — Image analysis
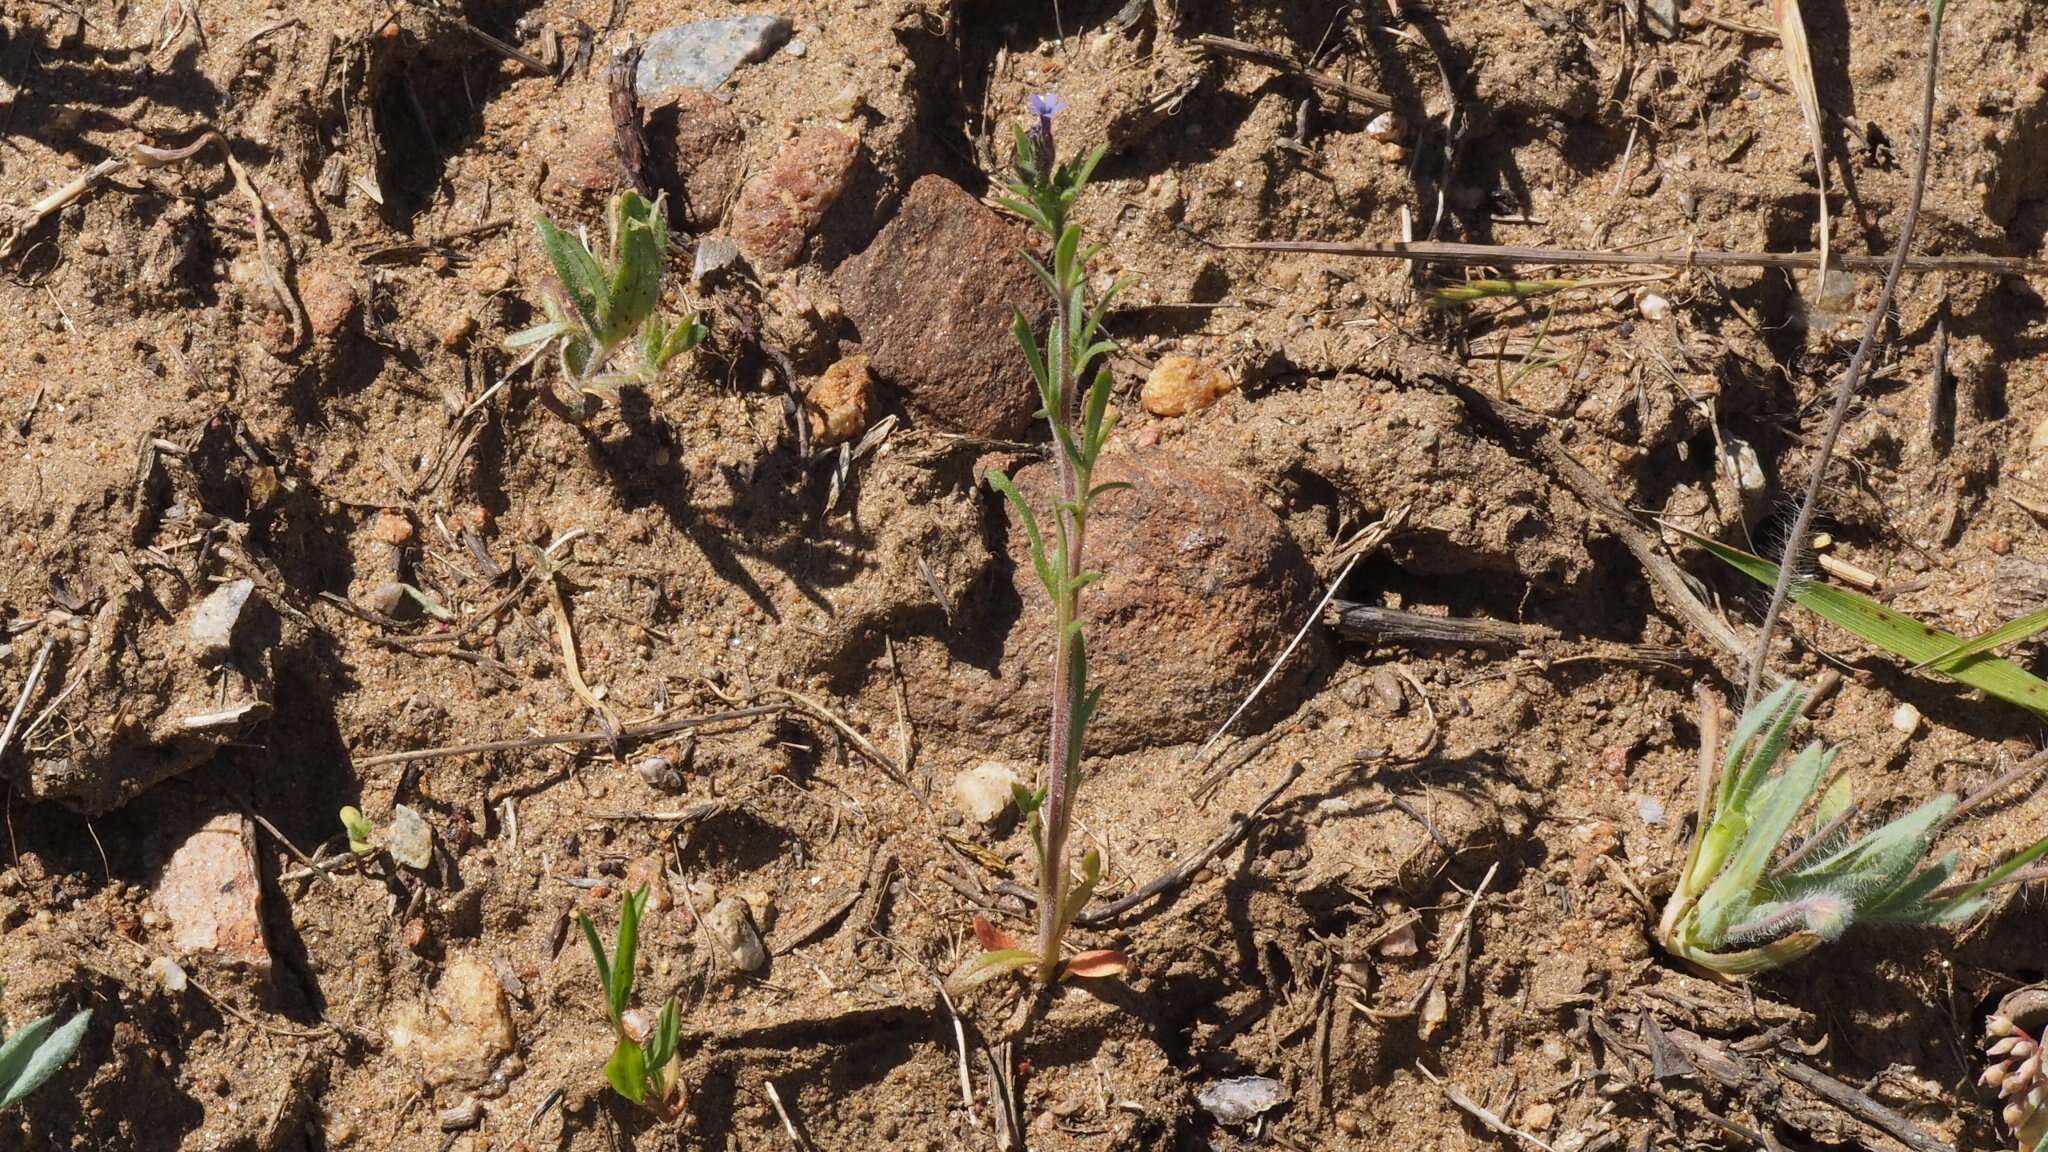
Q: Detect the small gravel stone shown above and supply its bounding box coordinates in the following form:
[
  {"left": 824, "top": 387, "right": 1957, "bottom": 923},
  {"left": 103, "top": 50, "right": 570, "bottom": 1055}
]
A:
[
  {"left": 803, "top": 356, "right": 874, "bottom": 447},
  {"left": 1141, "top": 354, "right": 1237, "bottom": 416},
  {"left": 947, "top": 761, "right": 1022, "bottom": 825},
  {"left": 1196, "top": 1076, "right": 1286, "bottom": 1126},
  {"left": 703, "top": 895, "right": 767, "bottom": 972},
  {"left": 387, "top": 804, "right": 435, "bottom": 870},
  {"left": 634, "top": 15, "right": 791, "bottom": 99},
  {"left": 300, "top": 269, "right": 357, "bottom": 339},
  {"left": 1892, "top": 702, "right": 1923, "bottom": 736},
  {"left": 153, "top": 811, "right": 270, "bottom": 971},
  {"left": 188, "top": 579, "right": 256, "bottom": 664}
]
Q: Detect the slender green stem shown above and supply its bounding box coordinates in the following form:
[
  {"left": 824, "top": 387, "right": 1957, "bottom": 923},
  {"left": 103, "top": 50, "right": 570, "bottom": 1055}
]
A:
[{"left": 1037, "top": 252, "right": 1086, "bottom": 978}]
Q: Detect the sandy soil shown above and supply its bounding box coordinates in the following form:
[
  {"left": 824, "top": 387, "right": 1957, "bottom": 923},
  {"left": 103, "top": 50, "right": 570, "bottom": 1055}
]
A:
[{"left": 4, "top": 0, "right": 2048, "bottom": 1149}]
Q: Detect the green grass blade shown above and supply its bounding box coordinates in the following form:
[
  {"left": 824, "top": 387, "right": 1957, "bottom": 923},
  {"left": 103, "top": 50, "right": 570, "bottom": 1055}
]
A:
[
  {"left": 1909, "top": 606, "right": 2048, "bottom": 671},
  {"left": 1684, "top": 532, "right": 2048, "bottom": 718},
  {"left": 578, "top": 913, "right": 613, "bottom": 1022},
  {"left": 1935, "top": 832, "right": 2048, "bottom": 918}
]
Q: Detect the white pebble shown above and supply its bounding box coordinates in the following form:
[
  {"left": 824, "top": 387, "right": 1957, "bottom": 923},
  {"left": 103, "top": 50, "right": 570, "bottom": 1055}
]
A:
[
  {"left": 1892, "top": 702, "right": 1922, "bottom": 735},
  {"left": 1637, "top": 291, "right": 1673, "bottom": 322}
]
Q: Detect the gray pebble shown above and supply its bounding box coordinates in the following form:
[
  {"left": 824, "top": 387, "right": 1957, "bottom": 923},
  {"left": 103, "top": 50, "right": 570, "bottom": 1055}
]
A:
[{"left": 635, "top": 15, "right": 791, "bottom": 99}]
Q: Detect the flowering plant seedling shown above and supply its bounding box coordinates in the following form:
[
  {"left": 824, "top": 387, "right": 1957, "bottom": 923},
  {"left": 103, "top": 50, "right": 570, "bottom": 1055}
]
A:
[
  {"left": 507, "top": 189, "right": 706, "bottom": 418},
  {"left": 1658, "top": 682, "right": 2048, "bottom": 974},
  {"left": 946, "top": 94, "right": 1129, "bottom": 995},
  {"left": 0, "top": 988, "right": 90, "bottom": 1111},
  {"left": 578, "top": 885, "right": 682, "bottom": 1118},
  {"left": 338, "top": 806, "right": 375, "bottom": 855}
]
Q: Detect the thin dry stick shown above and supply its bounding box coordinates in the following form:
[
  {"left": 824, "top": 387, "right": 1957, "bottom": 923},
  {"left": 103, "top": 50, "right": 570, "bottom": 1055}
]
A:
[
  {"left": 1218, "top": 237, "right": 2044, "bottom": 278},
  {"left": 1068, "top": 760, "right": 1304, "bottom": 925},
  {"left": 772, "top": 687, "right": 926, "bottom": 806},
  {"left": 0, "top": 637, "right": 55, "bottom": 762},
  {"left": 1192, "top": 505, "right": 1409, "bottom": 766},
  {"left": 353, "top": 703, "right": 782, "bottom": 767},
  {"left": 1191, "top": 34, "right": 1394, "bottom": 111},
  {"left": 761, "top": 1081, "right": 813, "bottom": 1151},
  {"left": 1743, "top": 1, "right": 1946, "bottom": 708},
  {"left": 1416, "top": 1061, "right": 1556, "bottom": 1152}
]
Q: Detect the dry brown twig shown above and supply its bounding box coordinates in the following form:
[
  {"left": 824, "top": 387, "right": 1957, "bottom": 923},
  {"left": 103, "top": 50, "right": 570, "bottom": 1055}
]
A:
[{"left": 1220, "top": 237, "right": 2045, "bottom": 278}]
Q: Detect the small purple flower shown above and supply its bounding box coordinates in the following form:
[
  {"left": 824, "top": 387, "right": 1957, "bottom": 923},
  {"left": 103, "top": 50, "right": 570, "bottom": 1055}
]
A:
[
  {"left": 1027, "top": 92, "right": 1066, "bottom": 128},
  {"left": 1026, "top": 92, "right": 1063, "bottom": 168}
]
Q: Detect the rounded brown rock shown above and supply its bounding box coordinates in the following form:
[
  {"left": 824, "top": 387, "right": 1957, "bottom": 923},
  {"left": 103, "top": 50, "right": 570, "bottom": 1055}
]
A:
[{"left": 928, "top": 447, "right": 1318, "bottom": 754}]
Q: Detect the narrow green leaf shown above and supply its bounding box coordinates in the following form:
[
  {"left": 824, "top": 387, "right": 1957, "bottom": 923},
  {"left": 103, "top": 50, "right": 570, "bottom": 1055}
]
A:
[
  {"left": 642, "top": 998, "right": 681, "bottom": 1074},
  {"left": 1684, "top": 531, "right": 2048, "bottom": 718},
  {"left": 1012, "top": 311, "right": 1048, "bottom": 391},
  {"left": 988, "top": 471, "right": 1056, "bottom": 600},
  {"left": 505, "top": 321, "right": 565, "bottom": 349},
  {"left": 604, "top": 1036, "right": 648, "bottom": 1104},
  {"left": 1935, "top": 832, "right": 2048, "bottom": 918},
  {"left": 1054, "top": 225, "right": 1082, "bottom": 289},
  {"left": 611, "top": 885, "right": 646, "bottom": 1021},
  {"left": 1909, "top": 606, "right": 2048, "bottom": 671},
  {"left": 1068, "top": 144, "right": 1107, "bottom": 193},
  {"left": 0, "top": 1010, "right": 89, "bottom": 1110},
  {"left": 1697, "top": 741, "right": 1828, "bottom": 945},
  {"left": 944, "top": 948, "right": 1040, "bottom": 995},
  {"left": 1088, "top": 481, "right": 1133, "bottom": 502},
  {"left": 535, "top": 215, "right": 607, "bottom": 333},
  {"left": 1022, "top": 251, "right": 1059, "bottom": 299},
  {"left": 578, "top": 913, "right": 613, "bottom": 1023},
  {"left": 1814, "top": 775, "right": 1853, "bottom": 831}
]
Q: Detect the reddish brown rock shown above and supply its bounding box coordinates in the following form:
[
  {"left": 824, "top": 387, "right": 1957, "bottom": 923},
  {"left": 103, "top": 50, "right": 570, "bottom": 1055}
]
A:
[
  {"left": 153, "top": 811, "right": 270, "bottom": 972},
  {"left": 923, "top": 448, "right": 1317, "bottom": 753},
  {"left": 836, "top": 176, "right": 1049, "bottom": 439},
  {"left": 300, "top": 268, "right": 357, "bottom": 340},
  {"left": 730, "top": 125, "right": 860, "bottom": 270},
  {"left": 542, "top": 120, "right": 619, "bottom": 215},
  {"left": 647, "top": 90, "right": 746, "bottom": 230}
]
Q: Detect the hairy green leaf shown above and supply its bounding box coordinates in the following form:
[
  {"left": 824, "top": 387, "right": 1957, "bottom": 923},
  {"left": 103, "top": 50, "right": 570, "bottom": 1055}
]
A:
[
  {"left": 0, "top": 1009, "right": 90, "bottom": 1111},
  {"left": 945, "top": 948, "right": 1040, "bottom": 995},
  {"left": 535, "top": 215, "right": 607, "bottom": 334},
  {"left": 605, "top": 191, "right": 666, "bottom": 343},
  {"left": 988, "top": 471, "right": 1055, "bottom": 599}
]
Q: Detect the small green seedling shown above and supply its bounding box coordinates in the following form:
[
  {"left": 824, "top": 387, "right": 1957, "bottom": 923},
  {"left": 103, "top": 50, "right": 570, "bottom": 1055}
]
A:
[
  {"left": 0, "top": 992, "right": 90, "bottom": 1111},
  {"left": 339, "top": 806, "right": 375, "bottom": 856},
  {"left": 1658, "top": 682, "right": 2048, "bottom": 974},
  {"left": 578, "top": 886, "right": 682, "bottom": 1118},
  {"left": 508, "top": 190, "right": 705, "bottom": 418},
  {"left": 945, "top": 93, "right": 1128, "bottom": 996}
]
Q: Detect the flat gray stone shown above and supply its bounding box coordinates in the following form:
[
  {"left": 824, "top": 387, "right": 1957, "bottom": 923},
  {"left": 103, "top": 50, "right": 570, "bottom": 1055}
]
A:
[
  {"left": 187, "top": 578, "right": 255, "bottom": 663},
  {"left": 635, "top": 15, "right": 791, "bottom": 99}
]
